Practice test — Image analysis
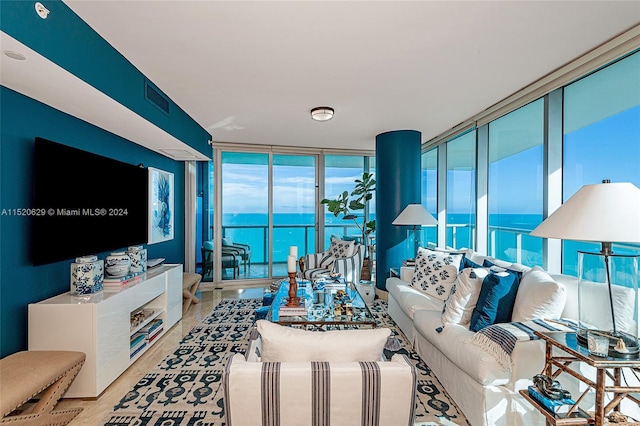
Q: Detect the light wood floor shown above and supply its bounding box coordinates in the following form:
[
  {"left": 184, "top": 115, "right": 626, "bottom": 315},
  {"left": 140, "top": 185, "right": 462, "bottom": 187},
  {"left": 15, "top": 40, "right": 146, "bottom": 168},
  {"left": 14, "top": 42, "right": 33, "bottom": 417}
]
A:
[{"left": 59, "top": 285, "right": 267, "bottom": 425}]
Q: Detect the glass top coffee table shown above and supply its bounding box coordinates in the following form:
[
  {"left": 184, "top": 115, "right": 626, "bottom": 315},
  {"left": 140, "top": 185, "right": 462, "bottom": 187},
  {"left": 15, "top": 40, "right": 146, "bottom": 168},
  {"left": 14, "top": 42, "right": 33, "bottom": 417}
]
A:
[{"left": 268, "top": 279, "right": 377, "bottom": 328}]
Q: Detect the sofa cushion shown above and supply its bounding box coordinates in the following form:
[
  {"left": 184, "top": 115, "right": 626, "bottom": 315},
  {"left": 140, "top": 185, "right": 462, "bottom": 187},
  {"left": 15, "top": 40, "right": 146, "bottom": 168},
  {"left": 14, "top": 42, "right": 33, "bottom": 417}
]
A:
[
  {"left": 410, "top": 248, "right": 463, "bottom": 301},
  {"left": 387, "top": 277, "right": 445, "bottom": 319},
  {"left": 255, "top": 320, "right": 390, "bottom": 362},
  {"left": 413, "top": 309, "right": 512, "bottom": 386},
  {"left": 442, "top": 267, "right": 489, "bottom": 327},
  {"left": 469, "top": 269, "right": 521, "bottom": 332},
  {"left": 512, "top": 266, "right": 566, "bottom": 322}
]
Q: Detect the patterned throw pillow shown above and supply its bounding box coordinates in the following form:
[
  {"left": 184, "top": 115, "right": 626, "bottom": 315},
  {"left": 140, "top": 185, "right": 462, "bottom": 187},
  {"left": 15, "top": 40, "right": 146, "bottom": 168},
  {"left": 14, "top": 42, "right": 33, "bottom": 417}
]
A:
[
  {"left": 327, "top": 238, "right": 356, "bottom": 259},
  {"left": 410, "top": 248, "right": 463, "bottom": 301}
]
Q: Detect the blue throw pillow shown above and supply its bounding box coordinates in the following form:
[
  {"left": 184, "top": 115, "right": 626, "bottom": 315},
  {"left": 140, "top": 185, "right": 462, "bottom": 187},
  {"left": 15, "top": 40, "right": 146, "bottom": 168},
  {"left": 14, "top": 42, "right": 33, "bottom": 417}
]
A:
[
  {"left": 469, "top": 269, "right": 521, "bottom": 332},
  {"left": 482, "top": 259, "right": 524, "bottom": 278},
  {"left": 461, "top": 256, "right": 482, "bottom": 270}
]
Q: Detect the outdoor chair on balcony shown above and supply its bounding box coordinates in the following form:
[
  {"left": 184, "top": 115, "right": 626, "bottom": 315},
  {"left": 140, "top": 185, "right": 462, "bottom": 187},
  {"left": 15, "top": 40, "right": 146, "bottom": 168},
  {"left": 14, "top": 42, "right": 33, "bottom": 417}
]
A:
[
  {"left": 221, "top": 237, "right": 252, "bottom": 271},
  {"left": 201, "top": 241, "right": 240, "bottom": 279}
]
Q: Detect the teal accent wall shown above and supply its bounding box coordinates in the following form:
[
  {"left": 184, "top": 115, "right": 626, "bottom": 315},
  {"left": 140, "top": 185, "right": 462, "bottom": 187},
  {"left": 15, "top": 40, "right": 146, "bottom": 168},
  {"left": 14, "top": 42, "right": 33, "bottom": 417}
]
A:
[
  {"left": 0, "top": 87, "right": 185, "bottom": 358},
  {"left": 375, "top": 130, "right": 421, "bottom": 290},
  {"left": 0, "top": 0, "right": 211, "bottom": 157}
]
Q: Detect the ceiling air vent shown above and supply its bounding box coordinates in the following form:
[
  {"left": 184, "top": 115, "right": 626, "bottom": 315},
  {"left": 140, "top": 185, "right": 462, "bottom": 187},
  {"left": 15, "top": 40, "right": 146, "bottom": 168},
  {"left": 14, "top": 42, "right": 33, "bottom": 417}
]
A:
[{"left": 145, "top": 80, "right": 169, "bottom": 115}]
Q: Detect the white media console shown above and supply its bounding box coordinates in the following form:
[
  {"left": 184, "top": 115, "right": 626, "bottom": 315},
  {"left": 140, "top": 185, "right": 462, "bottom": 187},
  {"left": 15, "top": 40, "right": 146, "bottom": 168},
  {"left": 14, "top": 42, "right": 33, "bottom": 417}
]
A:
[{"left": 28, "top": 264, "right": 183, "bottom": 398}]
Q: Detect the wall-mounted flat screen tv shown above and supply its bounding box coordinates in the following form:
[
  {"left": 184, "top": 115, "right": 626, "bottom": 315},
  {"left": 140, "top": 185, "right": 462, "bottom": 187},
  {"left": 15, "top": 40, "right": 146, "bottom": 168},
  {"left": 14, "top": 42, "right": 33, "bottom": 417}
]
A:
[{"left": 32, "top": 137, "right": 148, "bottom": 265}]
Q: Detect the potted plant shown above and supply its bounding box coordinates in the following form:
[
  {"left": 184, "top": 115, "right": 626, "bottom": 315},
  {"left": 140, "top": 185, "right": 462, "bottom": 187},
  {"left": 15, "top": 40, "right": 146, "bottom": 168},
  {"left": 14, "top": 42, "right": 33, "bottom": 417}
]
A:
[{"left": 321, "top": 172, "right": 376, "bottom": 279}]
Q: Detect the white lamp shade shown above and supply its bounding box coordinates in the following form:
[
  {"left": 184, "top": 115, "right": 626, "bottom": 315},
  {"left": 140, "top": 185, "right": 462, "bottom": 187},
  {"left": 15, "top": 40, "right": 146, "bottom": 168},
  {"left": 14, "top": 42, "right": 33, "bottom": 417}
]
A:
[
  {"left": 392, "top": 204, "right": 438, "bottom": 226},
  {"left": 530, "top": 181, "right": 640, "bottom": 243}
]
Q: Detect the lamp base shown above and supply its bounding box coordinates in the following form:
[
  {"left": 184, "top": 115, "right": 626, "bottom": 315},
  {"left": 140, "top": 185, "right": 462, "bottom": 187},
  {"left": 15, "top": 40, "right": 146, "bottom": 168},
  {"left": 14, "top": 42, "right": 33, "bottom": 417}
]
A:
[{"left": 577, "top": 329, "right": 639, "bottom": 359}]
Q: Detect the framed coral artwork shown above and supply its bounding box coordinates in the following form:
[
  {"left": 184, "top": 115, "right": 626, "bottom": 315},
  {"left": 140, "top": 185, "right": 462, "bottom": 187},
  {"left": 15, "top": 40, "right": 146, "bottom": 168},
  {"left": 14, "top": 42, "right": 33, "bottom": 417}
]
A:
[{"left": 148, "top": 167, "right": 174, "bottom": 244}]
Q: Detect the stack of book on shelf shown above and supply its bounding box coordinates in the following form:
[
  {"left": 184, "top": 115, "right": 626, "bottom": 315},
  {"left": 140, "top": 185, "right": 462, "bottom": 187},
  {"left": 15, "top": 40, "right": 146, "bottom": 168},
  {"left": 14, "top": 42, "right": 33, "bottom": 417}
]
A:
[
  {"left": 402, "top": 259, "right": 416, "bottom": 267},
  {"left": 130, "top": 332, "right": 146, "bottom": 358},
  {"left": 141, "top": 318, "right": 164, "bottom": 343},
  {"left": 527, "top": 385, "right": 576, "bottom": 415},
  {"left": 104, "top": 271, "right": 144, "bottom": 287},
  {"left": 278, "top": 299, "right": 308, "bottom": 317}
]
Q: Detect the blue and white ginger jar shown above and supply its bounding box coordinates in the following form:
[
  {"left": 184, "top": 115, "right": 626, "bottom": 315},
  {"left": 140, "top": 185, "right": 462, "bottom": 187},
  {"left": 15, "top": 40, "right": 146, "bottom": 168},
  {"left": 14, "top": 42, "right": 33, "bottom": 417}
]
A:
[{"left": 71, "top": 255, "right": 104, "bottom": 295}]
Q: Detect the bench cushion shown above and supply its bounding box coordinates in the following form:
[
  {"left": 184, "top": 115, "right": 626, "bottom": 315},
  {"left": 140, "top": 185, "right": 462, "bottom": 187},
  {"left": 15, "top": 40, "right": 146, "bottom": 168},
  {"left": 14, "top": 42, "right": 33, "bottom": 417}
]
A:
[{"left": 1, "top": 350, "right": 85, "bottom": 416}]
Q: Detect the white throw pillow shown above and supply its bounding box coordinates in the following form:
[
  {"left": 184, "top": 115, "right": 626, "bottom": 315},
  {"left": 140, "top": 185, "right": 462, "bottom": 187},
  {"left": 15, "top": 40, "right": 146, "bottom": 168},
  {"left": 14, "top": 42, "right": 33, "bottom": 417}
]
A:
[
  {"left": 255, "top": 320, "right": 390, "bottom": 362},
  {"left": 511, "top": 266, "right": 567, "bottom": 322},
  {"left": 410, "top": 247, "right": 463, "bottom": 301},
  {"left": 441, "top": 267, "right": 488, "bottom": 326},
  {"left": 327, "top": 238, "right": 356, "bottom": 259}
]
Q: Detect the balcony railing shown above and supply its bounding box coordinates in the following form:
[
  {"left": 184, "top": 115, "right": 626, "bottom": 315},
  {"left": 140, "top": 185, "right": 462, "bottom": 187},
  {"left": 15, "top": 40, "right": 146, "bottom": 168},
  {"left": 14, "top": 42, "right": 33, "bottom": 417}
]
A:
[{"left": 219, "top": 223, "right": 361, "bottom": 264}]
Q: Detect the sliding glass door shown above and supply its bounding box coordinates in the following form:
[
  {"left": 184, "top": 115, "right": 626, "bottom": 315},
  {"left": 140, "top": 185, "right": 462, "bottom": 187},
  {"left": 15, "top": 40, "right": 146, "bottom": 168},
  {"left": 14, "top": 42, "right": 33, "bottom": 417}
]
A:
[
  {"left": 272, "top": 155, "right": 316, "bottom": 275},
  {"left": 221, "top": 152, "right": 269, "bottom": 280}
]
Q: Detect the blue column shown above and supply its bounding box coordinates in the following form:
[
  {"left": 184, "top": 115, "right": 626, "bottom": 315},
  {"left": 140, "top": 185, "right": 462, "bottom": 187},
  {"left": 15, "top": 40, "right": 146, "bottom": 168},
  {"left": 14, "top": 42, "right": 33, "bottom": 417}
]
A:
[{"left": 375, "top": 130, "right": 421, "bottom": 290}]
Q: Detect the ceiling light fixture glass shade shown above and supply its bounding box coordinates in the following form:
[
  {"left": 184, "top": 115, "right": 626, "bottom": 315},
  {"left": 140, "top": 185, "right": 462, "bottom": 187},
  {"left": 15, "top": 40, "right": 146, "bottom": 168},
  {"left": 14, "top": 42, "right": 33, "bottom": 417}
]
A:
[{"left": 310, "top": 106, "right": 334, "bottom": 122}]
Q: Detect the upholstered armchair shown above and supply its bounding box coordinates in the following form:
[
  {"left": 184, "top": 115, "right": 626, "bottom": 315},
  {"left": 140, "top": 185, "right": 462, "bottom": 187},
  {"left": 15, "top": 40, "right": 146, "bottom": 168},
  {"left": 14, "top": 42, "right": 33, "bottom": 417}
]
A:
[
  {"left": 223, "top": 320, "right": 417, "bottom": 426},
  {"left": 303, "top": 243, "right": 364, "bottom": 284}
]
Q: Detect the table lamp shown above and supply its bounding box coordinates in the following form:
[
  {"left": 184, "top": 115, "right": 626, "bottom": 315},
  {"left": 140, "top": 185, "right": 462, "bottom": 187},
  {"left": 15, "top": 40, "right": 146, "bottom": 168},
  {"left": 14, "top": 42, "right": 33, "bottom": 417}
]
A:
[
  {"left": 530, "top": 180, "right": 640, "bottom": 358},
  {"left": 392, "top": 204, "right": 438, "bottom": 260}
]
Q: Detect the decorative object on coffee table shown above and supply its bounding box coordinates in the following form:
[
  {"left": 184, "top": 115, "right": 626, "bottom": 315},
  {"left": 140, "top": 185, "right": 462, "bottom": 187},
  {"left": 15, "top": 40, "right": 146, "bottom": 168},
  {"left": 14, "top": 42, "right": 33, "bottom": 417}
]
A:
[{"left": 286, "top": 254, "right": 300, "bottom": 307}]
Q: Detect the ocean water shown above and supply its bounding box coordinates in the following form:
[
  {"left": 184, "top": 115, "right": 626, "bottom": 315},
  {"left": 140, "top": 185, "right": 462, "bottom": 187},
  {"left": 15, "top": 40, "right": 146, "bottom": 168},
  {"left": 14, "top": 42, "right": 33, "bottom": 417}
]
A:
[
  {"left": 221, "top": 213, "right": 545, "bottom": 264},
  {"left": 220, "top": 212, "right": 640, "bottom": 277}
]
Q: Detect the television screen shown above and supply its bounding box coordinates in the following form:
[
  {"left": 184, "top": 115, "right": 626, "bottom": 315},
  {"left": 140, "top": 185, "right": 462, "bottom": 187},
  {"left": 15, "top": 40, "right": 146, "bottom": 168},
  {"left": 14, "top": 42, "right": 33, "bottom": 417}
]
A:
[{"left": 32, "top": 137, "right": 148, "bottom": 265}]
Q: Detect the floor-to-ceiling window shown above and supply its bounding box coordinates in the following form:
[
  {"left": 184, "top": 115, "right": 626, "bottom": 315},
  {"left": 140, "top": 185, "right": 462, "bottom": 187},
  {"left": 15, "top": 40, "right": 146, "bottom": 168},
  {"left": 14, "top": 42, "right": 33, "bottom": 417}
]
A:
[
  {"left": 272, "top": 154, "right": 316, "bottom": 275},
  {"left": 323, "top": 155, "right": 369, "bottom": 249},
  {"left": 562, "top": 50, "right": 640, "bottom": 275},
  {"left": 221, "top": 152, "right": 270, "bottom": 280},
  {"left": 446, "top": 131, "right": 476, "bottom": 249},
  {"left": 195, "top": 149, "right": 373, "bottom": 283},
  {"left": 488, "top": 99, "right": 544, "bottom": 266},
  {"left": 421, "top": 147, "right": 438, "bottom": 246},
  {"left": 196, "top": 161, "right": 214, "bottom": 280}
]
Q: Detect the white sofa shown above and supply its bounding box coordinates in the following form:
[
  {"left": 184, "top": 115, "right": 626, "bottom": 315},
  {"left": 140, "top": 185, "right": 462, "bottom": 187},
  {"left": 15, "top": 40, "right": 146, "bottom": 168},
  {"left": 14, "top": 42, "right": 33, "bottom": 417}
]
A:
[{"left": 387, "top": 249, "right": 640, "bottom": 426}]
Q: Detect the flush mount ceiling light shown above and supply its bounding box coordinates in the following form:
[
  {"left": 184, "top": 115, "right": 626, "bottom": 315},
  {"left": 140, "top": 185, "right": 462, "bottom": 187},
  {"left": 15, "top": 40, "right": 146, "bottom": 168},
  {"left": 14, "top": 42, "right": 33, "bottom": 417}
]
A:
[{"left": 310, "top": 106, "right": 334, "bottom": 122}]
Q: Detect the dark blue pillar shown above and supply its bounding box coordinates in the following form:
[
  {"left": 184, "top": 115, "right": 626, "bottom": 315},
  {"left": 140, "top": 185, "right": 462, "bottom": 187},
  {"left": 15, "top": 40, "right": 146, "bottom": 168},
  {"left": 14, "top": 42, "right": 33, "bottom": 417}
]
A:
[{"left": 375, "top": 130, "right": 421, "bottom": 290}]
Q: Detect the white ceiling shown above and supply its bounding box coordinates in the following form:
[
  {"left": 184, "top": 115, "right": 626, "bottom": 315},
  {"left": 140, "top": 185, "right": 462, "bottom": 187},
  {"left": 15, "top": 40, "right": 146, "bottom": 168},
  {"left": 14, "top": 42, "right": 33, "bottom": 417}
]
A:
[{"left": 12, "top": 1, "right": 640, "bottom": 152}]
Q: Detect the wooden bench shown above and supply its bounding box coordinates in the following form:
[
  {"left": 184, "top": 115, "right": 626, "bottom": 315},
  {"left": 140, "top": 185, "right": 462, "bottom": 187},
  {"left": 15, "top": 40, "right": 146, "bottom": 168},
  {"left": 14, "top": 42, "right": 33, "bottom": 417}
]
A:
[
  {"left": 182, "top": 272, "right": 202, "bottom": 314},
  {"left": 0, "top": 350, "right": 85, "bottom": 425}
]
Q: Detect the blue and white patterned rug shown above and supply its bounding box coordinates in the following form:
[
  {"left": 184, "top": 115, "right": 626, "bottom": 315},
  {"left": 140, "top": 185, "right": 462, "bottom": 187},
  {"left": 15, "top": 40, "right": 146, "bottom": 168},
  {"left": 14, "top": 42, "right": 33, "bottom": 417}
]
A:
[{"left": 100, "top": 298, "right": 468, "bottom": 425}]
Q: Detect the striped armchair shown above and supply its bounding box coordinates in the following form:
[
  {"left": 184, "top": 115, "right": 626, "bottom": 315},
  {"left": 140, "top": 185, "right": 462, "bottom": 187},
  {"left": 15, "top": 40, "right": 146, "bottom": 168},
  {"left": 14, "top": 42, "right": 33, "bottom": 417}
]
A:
[
  {"left": 223, "top": 353, "right": 417, "bottom": 426},
  {"left": 303, "top": 244, "right": 364, "bottom": 284}
]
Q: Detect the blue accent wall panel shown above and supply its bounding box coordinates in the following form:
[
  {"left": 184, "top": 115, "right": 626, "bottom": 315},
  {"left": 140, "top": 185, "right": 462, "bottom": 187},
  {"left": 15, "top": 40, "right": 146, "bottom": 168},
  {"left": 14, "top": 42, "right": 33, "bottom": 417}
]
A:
[
  {"left": 375, "top": 130, "right": 421, "bottom": 290},
  {"left": 0, "top": 0, "right": 211, "bottom": 157},
  {"left": 0, "top": 87, "right": 185, "bottom": 357}
]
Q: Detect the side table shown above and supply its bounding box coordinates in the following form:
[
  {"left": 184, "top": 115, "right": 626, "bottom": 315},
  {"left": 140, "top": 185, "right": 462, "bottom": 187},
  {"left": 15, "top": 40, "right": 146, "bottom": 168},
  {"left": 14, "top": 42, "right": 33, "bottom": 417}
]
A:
[{"left": 520, "top": 331, "right": 640, "bottom": 426}]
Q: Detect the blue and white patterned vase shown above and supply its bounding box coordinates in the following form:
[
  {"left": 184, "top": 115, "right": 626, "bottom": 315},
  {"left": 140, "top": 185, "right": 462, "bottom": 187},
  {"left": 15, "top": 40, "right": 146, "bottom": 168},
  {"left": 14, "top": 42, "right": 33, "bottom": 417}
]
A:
[
  {"left": 127, "top": 246, "right": 147, "bottom": 273},
  {"left": 105, "top": 252, "right": 131, "bottom": 277},
  {"left": 71, "top": 255, "right": 104, "bottom": 295}
]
